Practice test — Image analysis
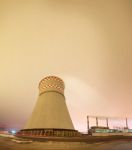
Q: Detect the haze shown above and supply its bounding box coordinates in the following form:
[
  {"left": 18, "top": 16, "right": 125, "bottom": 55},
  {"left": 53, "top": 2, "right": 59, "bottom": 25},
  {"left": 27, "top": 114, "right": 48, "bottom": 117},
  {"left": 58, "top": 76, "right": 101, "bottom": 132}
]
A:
[{"left": 0, "top": 0, "right": 132, "bottom": 131}]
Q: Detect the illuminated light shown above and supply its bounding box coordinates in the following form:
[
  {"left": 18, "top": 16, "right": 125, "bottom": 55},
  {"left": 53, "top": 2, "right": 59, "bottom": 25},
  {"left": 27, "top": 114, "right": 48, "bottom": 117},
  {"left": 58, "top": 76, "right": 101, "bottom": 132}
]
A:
[{"left": 11, "top": 130, "right": 16, "bottom": 134}]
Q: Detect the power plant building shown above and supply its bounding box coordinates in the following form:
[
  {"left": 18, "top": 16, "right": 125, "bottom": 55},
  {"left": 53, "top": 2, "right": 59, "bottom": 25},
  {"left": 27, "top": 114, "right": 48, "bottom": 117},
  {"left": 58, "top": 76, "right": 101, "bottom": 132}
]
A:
[{"left": 18, "top": 76, "right": 78, "bottom": 137}]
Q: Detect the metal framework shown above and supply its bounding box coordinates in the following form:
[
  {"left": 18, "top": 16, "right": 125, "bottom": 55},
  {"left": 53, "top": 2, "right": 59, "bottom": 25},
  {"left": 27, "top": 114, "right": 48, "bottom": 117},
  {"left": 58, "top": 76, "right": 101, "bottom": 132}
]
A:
[{"left": 87, "top": 115, "right": 129, "bottom": 134}]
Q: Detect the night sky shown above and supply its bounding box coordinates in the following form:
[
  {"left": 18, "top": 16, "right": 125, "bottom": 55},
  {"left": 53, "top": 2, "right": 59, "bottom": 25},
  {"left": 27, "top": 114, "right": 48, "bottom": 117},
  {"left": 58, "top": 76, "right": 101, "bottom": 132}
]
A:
[{"left": 0, "top": 0, "right": 132, "bottom": 132}]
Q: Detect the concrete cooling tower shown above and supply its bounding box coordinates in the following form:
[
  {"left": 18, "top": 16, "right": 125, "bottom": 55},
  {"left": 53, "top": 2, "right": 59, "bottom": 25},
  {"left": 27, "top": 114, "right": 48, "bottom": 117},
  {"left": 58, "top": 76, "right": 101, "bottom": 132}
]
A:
[{"left": 17, "top": 76, "right": 78, "bottom": 137}]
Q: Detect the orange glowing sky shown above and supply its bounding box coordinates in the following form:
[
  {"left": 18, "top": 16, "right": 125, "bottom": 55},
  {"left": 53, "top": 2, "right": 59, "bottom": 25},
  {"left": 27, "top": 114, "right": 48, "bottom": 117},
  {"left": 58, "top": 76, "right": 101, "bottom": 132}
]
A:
[{"left": 0, "top": 0, "right": 132, "bottom": 131}]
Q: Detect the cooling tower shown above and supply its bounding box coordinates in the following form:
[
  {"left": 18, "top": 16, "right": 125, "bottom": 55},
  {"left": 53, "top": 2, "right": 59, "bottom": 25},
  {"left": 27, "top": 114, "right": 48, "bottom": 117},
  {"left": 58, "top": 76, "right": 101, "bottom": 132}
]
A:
[{"left": 18, "top": 76, "right": 78, "bottom": 137}]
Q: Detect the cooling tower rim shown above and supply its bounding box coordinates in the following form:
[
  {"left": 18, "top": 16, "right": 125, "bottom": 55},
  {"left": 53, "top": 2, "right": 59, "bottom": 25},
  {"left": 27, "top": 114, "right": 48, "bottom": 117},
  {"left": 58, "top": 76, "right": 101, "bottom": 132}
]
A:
[
  {"left": 39, "top": 75, "right": 64, "bottom": 87},
  {"left": 39, "top": 90, "right": 65, "bottom": 97}
]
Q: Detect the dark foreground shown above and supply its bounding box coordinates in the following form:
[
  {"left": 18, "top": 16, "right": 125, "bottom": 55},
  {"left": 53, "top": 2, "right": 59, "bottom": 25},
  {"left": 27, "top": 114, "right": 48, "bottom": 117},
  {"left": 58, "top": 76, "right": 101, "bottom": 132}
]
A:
[{"left": 1, "top": 136, "right": 132, "bottom": 150}]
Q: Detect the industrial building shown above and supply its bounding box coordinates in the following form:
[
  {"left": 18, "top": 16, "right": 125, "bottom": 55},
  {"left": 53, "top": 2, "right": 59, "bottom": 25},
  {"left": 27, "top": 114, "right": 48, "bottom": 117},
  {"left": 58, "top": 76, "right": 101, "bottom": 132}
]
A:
[
  {"left": 17, "top": 76, "right": 79, "bottom": 137},
  {"left": 87, "top": 116, "right": 132, "bottom": 136}
]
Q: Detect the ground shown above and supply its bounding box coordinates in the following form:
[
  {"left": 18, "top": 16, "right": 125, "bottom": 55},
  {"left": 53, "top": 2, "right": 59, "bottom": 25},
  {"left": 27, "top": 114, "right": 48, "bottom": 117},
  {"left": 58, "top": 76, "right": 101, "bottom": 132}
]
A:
[{"left": 1, "top": 136, "right": 132, "bottom": 150}]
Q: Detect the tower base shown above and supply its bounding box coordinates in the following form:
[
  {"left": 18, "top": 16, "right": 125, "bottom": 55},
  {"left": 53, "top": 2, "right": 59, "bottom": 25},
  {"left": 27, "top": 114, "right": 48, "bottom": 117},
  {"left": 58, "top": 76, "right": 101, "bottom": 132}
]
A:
[{"left": 16, "top": 128, "right": 80, "bottom": 137}]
